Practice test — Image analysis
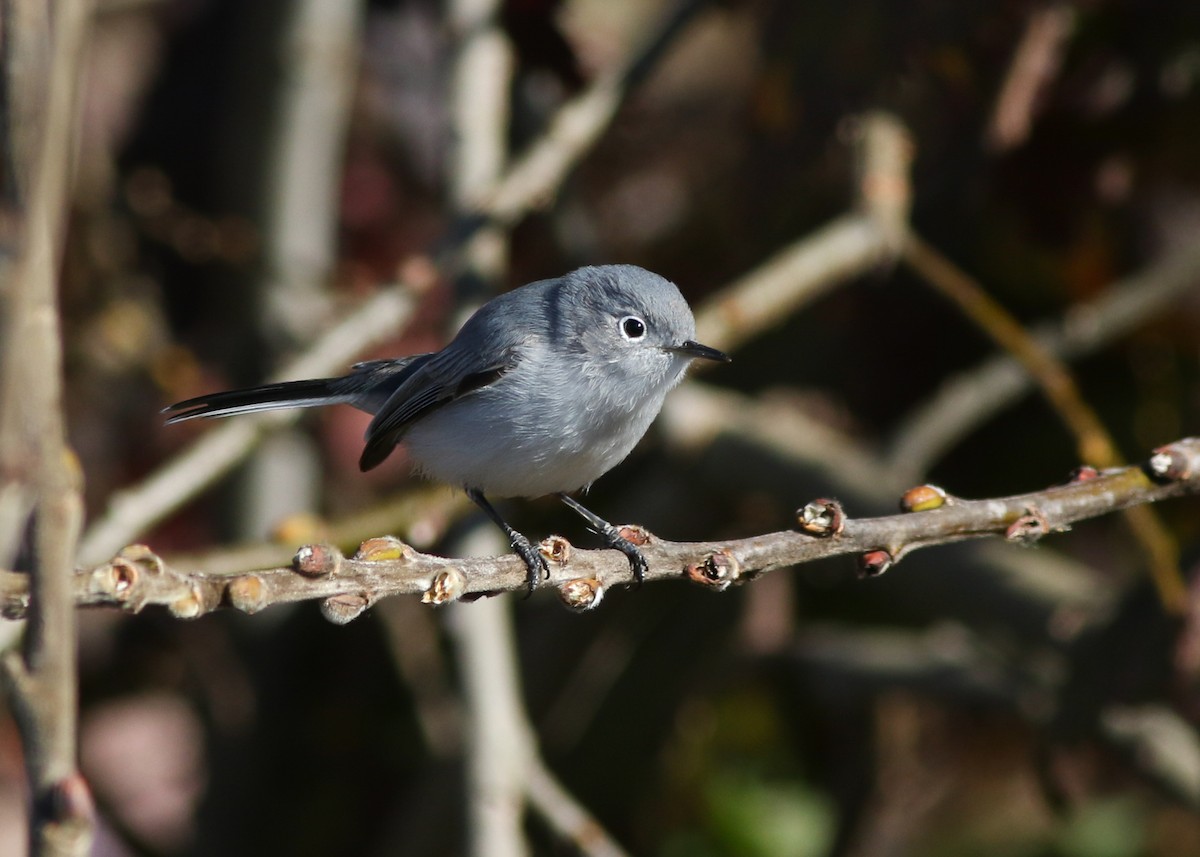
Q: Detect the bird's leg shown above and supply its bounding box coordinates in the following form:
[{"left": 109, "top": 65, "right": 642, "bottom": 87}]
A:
[
  {"left": 467, "top": 488, "right": 549, "bottom": 595},
  {"left": 558, "top": 493, "right": 648, "bottom": 585}
]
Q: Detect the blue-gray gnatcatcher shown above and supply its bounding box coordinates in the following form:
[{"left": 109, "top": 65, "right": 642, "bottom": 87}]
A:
[{"left": 166, "top": 265, "right": 729, "bottom": 591}]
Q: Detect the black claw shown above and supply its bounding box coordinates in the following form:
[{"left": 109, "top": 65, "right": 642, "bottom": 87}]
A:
[
  {"left": 602, "top": 526, "right": 648, "bottom": 587},
  {"left": 510, "top": 532, "right": 550, "bottom": 596},
  {"left": 558, "top": 493, "right": 650, "bottom": 589},
  {"left": 466, "top": 488, "right": 549, "bottom": 596}
]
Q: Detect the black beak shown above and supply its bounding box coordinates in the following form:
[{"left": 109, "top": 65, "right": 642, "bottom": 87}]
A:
[{"left": 665, "top": 340, "right": 731, "bottom": 363}]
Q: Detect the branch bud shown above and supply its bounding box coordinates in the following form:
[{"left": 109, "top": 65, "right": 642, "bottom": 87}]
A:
[
  {"left": 100, "top": 558, "right": 139, "bottom": 602},
  {"left": 168, "top": 584, "right": 206, "bottom": 619},
  {"left": 1006, "top": 508, "right": 1050, "bottom": 544},
  {"left": 797, "top": 498, "right": 845, "bottom": 536},
  {"left": 422, "top": 568, "right": 465, "bottom": 605},
  {"left": 539, "top": 535, "right": 571, "bottom": 566},
  {"left": 559, "top": 577, "right": 604, "bottom": 611},
  {"left": 1066, "top": 465, "right": 1100, "bottom": 483},
  {"left": 354, "top": 536, "right": 413, "bottom": 562},
  {"left": 617, "top": 525, "right": 651, "bottom": 546},
  {"left": 1148, "top": 443, "right": 1194, "bottom": 482},
  {"left": 293, "top": 543, "right": 343, "bottom": 577},
  {"left": 858, "top": 550, "right": 893, "bottom": 577},
  {"left": 228, "top": 575, "right": 268, "bottom": 614},
  {"left": 320, "top": 592, "right": 373, "bottom": 625},
  {"left": 899, "top": 484, "right": 948, "bottom": 512},
  {"left": 684, "top": 550, "right": 741, "bottom": 591}
]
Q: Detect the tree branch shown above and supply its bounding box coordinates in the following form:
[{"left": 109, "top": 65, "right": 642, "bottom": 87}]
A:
[
  {"left": 5, "top": 438, "right": 1197, "bottom": 619},
  {"left": 76, "top": 283, "right": 421, "bottom": 565},
  {"left": 985, "top": 3, "right": 1077, "bottom": 152},
  {"left": 902, "top": 234, "right": 1188, "bottom": 613},
  {"left": 0, "top": 0, "right": 95, "bottom": 853},
  {"left": 693, "top": 112, "right": 912, "bottom": 354},
  {"left": 475, "top": 0, "right": 713, "bottom": 230},
  {"left": 885, "top": 239, "right": 1200, "bottom": 481}
]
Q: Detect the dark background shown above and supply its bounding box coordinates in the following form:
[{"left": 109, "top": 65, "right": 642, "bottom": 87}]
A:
[{"left": 4, "top": 1, "right": 1200, "bottom": 854}]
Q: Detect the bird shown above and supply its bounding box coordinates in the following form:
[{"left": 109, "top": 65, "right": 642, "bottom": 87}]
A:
[{"left": 165, "top": 264, "right": 730, "bottom": 592}]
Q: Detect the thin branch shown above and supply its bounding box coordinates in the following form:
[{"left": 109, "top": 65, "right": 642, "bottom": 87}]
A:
[
  {"left": 886, "top": 239, "right": 1200, "bottom": 481},
  {"left": 905, "top": 235, "right": 1116, "bottom": 467},
  {"left": 260, "top": 0, "right": 364, "bottom": 345},
  {"left": 903, "top": 235, "right": 1187, "bottom": 613},
  {"left": 986, "top": 3, "right": 1077, "bottom": 152},
  {"left": 445, "top": 3, "right": 635, "bottom": 851},
  {"left": 442, "top": 5, "right": 533, "bottom": 857},
  {"left": 0, "top": 0, "right": 51, "bottom": 213},
  {"left": 692, "top": 213, "right": 892, "bottom": 353},
  {"left": 6, "top": 438, "right": 1198, "bottom": 618},
  {"left": 473, "top": 0, "right": 712, "bottom": 230},
  {"left": 693, "top": 112, "right": 913, "bottom": 354},
  {"left": 660, "top": 383, "right": 899, "bottom": 506},
  {"left": 448, "top": 594, "right": 534, "bottom": 857},
  {"left": 525, "top": 760, "right": 632, "bottom": 857},
  {"left": 76, "top": 284, "right": 421, "bottom": 565},
  {"left": 448, "top": 0, "right": 513, "bottom": 289},
  {"left": 234, "top": 0, "right": 365, "bottom": 549},
  {"left": 0, "top": 0, "right": 95, "bottom": 853}
]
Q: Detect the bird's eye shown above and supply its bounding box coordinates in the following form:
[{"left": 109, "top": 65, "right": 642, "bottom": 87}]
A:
[{"left": 619, "top": 316, "right": 646, "bottom": 340}]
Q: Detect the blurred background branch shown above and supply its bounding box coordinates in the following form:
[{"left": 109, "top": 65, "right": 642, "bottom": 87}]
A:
[{"left": 0, "top": 0, "right": 95, "bottom": 854}]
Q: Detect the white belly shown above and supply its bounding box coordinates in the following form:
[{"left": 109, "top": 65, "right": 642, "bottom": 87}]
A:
[{"left": 401, "top": 353, "right": 688, "bottom": 497}]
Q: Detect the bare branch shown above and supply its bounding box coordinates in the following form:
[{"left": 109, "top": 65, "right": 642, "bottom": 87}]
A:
[
  {"left": 902, "top": 235, "right": 1187, "bottom": 612},
  {"left": 525, "top": 760, "right": 632, "bottom": 857},
  {"left": 886, "top": 240, "right": 1200, "bottom": 480},
  {"left": 904, "top": 235, "right": 1117, "bottom": 468},
  {"left": 442, "top": 5, "right": 536, "bottom": 857},
  {"left": 5, "top": 438, "right": 1198, "bottom": 619},
  {"left": 446, "top": 590, "right": 534, "bottom": 857},
  {"left": 986, "top": 3, "right": 1077, "bottom": 152},
  {"left": 260, "top": 0, "right": 365, "bottom": 345},
  {"left": 0, "top": 0, "right": 95, "bottom": 852},
  {"left": 693, "top": 213, "right": 892, "bottom": 354},
  {"left": 477, "top": 0, "right": 712, "bottom": 229},
  {"left": 76, "top": 283, "right": 420, "bottom": 565},
  {"left": 693, "top": 111, "right": 913, "bottom": 355}
]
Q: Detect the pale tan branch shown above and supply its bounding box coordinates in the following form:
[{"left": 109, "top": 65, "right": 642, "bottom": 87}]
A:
[
  {"left": 902, "top": 234, "right": 1188, "bottom": 613},
  {"left": 0, "top": 0, "right": 95, "bottom": 853},
  {"left": 260, "top": 0, "right": 364, "bottom": 345},
  {"left": 525, "top": 760, "right": 632, "bottom": 857},
  {"left": 886, "top": 239, "right": 1200, "bottom": 481},
  {"left": 693, "top": 111, "right": 913, "bottom": 355},
  {"left": 76, "top": 285, "right": 420, "bottom": 565},
  {"left": 986, "top": 3, "right": 1077, "bottom": 152},
  {"left": 477, "top": 0, "right": 711, "bottom": 228},
  {"left": 6, "top": 438, "right": 1198, "bottom": 619},
  {"left": 693, "top": 213, "right": 893, "bottom": 355}
]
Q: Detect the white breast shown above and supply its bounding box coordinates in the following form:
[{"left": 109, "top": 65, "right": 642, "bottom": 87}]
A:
[{"left": 401, "top": 349, "right": 690, "bottom": 497}]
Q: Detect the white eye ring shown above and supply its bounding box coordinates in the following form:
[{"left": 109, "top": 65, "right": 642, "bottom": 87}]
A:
[{"left": 619, "top": 315, "right": 647, "bottom": 340}]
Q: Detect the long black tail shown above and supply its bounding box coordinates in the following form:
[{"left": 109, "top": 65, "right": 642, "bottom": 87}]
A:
[
  {"left": 163, "top": 378, "right": 351, "bottom": 424},
  {"left": 163, "top": 356, "right": 430, "bottom": 424}
]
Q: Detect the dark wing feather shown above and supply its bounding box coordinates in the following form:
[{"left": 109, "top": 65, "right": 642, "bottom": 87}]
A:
[{"left": 357, "top": 346, "right": 517, "bottom": 471}]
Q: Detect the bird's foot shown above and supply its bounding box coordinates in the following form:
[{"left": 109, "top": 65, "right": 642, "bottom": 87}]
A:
[
  {"left": 510, "top": 531, "right": 551, "bottom": 596},
  {"left": 598, "top": 525, "right": 648, "bottom": 587}
]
